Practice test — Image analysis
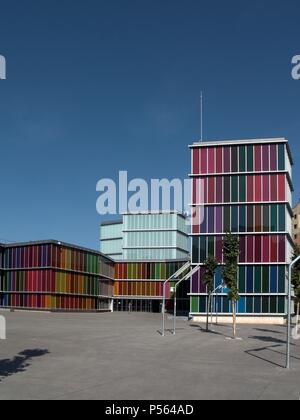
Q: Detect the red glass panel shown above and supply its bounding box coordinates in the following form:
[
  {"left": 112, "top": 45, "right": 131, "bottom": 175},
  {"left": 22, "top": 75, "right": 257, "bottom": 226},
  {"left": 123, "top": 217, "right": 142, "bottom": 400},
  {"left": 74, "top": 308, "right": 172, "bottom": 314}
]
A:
[
  {"left": 255, "top": 205, "right": 262, "bottom": 232},
  {"left": 262, "top": 145, "right": 270, "bottom": 171},
  {"left": 271, "top": 236, "right": 278, "bottom": 262},
  {"left": 255, "top": 176, "right": 262, "bottom": 202},
  {"left": 255, "top": 236, "right": 262, "bottom": 263},
  {"left": 270, "top": 175, "right": 277, "bottom": 201},
  {"left": 247, "top": 176, "right": 254, "bottom": 202},
  {"left": 193, "top": 149, "right": 200, "bottom": 174},
  {"left": 263, "top": 175, "right": 270, "bottom": 202},
  {"left": 200, "top": 148, "right": 208, "bottom": 174},
  {"left": 208, "top": 148, "right": 215, "bottom": 174},
  {"left": 278, "top": 175, "right": 286, "bottom": 201},
  {"left": 263, "top": 235, "right": 270, "bottom": 262},
  {"left": 254, "top": 145, "right": 262, "bottom": 172},
  {"left": 208, "top": 177, "right": 215, "bottom": 203},
  {"left": 278, "top": 235, "right": 286, "bottom": 262}
]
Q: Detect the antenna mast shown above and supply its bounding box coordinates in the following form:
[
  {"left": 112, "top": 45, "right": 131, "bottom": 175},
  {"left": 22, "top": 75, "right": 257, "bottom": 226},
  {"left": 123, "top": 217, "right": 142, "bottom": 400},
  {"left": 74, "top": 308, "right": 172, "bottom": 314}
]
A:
[{"left": 200, "top": 92, "right": 203, "bottom": 141}]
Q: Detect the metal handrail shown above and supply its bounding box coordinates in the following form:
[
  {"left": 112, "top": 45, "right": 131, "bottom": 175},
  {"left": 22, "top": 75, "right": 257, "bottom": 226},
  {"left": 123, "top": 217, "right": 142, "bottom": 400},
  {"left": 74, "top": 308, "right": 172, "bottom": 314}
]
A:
[
  {"left": 162, "top": 261, "right": 191, "bottom": 336},
  {"left": 172, "top": 264, "right": 201, "bottom": 335}
]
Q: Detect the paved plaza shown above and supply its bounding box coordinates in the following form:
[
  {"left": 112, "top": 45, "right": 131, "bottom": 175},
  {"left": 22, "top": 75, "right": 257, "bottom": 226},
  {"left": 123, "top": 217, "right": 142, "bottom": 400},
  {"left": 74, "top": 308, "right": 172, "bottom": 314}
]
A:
[{"left": 0, "top": 311, "right": 299, "bottom": 400}]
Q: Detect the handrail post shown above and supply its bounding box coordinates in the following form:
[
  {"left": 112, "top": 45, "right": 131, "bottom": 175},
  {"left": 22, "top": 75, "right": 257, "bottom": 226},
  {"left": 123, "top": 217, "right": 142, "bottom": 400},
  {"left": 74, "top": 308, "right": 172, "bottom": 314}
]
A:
[{"left": 286, "top": 255, "right": 300, "bottom": 369}]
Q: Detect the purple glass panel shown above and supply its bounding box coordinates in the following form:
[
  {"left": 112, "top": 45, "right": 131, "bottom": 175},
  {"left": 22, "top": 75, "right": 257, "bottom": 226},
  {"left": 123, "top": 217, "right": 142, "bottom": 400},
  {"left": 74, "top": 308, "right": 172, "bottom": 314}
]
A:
[
  {"left": 215, "top": 236, "right": 223, "bottom": 262},
  {"left": 270, "top": 144, "right": 277, "bottom": 171},
  {"left": 208, "top": 206, "right": 215, "bottom": 233},
  {"left": 262, "top": 145, "right": 270, "bottom": 171},
  {"left": 239, "top": 236, "right": 246, "bottom": 263},
  {"left": 192, "top": 272, "right": 200, "bottom": 293},
  {"left": 278, "top": 235, "right": 286, "bottom": 262},
  {"left": 224, "top": 147, "right": 231, "bottom": 173},
  {"left": 216, "top": 207, "right": 223, "bottom": 233}
]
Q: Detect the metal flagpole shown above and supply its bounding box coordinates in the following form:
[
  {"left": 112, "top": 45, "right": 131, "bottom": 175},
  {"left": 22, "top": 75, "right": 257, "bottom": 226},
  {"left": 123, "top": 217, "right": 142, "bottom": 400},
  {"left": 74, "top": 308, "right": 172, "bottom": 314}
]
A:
[{"left": 200, "top": 92, "right": 203, "bottom": 142}]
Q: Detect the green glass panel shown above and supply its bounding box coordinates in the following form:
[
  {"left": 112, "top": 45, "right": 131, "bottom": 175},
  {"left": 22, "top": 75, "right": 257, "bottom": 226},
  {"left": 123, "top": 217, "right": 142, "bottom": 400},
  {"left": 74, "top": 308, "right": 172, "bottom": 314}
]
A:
[
  {"left": 239, "top": 266, "right": 246, "bottom": 293},
  {"left": 240, "top": 176, "right": 246, "bottom": 203},
  {"left": 247, "top": 145, "right": 254, "bottom": 171},
  {"left": 262, "top": 266, "right": 269, "bottom": 293},
  {"left": 208, "top": 236, "right": 214, "bottom": 256},
  {"left": 239, "top": 146, "right": 246, "bottom": 172},
  {"left": 278, "top": 205, "right": 286, "bottom": 231},
  {"left": 231, "top": 176, "right": 238, "bottom": 202},
  {"left": 191, "top": 297, "right": 198, "bottom": 313},
  {"left": 224, "top": 207, "right": 231, "bottom": 232},
  {"left": 254, "top": 266, "right": 262, "bottom": 293},
  {"left": 254, "top": 297, "right": 261, "bottom": 313},
  {"left": 278, "top": 297, "right": 285, "bottom": 314},
  {"left": 200, "top": 237, "right": 206, "bottom": 263},
  {"left": 199, "top": 297, "right": 206, "bottom": 313},
  {"left": 278, "top": 144, "right": 285, "bottom": 170},
  {"left": 262, "top": 297, "right": 269, "bottom": 313},
  {"left": 278, "top": 266, "right": 286, "bottom": 293},
  {"left": 246, "top": 297, "right": 254, "bottom": 313},
  {"left": 270, "top": 297, "right": 277, "bottom": 314},
  {"left": 271, "top": 205, "right": 278, "bottom": 232},
  {"left": 224, "top": 177, "right": 231, "bottom": 202},
  {"left": 223, "top": 297, "right": 229, "bottom": 313},
  {"left": 231, "top": 206, "right": 238, "bottom": 232},
  {"left": 239, "top": 205, "right": 246, "bottom": 232},
  {"left": 192, "top": 237, "right": 199, "bottom": 264},
  {"left": 263, "top": 205, "right": 270, "bottom": 232}
]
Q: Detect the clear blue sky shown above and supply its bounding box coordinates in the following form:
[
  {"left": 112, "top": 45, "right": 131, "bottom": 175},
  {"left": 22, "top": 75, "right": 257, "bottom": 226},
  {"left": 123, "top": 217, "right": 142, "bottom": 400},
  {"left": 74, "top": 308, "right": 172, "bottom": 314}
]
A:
[{"left": 0, "top": 0, "right": 299, "bottom": 249}]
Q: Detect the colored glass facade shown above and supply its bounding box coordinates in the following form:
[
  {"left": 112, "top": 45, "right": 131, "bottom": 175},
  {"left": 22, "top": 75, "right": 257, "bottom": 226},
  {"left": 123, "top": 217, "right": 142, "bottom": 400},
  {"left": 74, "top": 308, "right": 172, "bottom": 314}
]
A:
[
  {"left": 189, "top": 138, "right": 293, "bottom": 320},
  {"left": 0, "top": 241, "right": 115, "bottom": 312},
  {"left": 113, "top": 260, "right": 190, "bottom": 313}
]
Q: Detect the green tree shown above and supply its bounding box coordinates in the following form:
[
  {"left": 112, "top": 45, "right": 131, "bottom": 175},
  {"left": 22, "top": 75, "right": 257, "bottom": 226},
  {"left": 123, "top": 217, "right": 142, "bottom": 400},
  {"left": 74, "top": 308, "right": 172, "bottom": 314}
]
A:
[
  {"left": 292, "top": 245, "right": 300, "bottom": 323},
  {"left": 203, "top": 256, "right": 218, "bottom": 332},
  {"left": 222, "top": 233, "right": 240, "bottom": 338}
]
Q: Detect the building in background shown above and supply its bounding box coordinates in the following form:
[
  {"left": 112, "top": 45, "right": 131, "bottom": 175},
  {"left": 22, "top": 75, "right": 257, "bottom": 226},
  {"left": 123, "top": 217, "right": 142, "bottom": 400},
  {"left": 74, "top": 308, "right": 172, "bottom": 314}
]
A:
[
  {"left": 113, "top": 259, "right": 189, "bottom": 313},
  {"left": 101, "top": 212, "right": 190, "bottom": 313},
  {"left": 190, "top": 138, "right": 293, "bottom": 324},
  {"left": 0, "top": 240, "right": 114, "bottom": 312},
  {"left": 292, "top": 200, "right": 300, "bottom": 246},
  {"left": 100, "top": 220, "right": 123, "bottom": 260},
  {"left": 100, "top": 212, "right": 190, "bottom": 261}
]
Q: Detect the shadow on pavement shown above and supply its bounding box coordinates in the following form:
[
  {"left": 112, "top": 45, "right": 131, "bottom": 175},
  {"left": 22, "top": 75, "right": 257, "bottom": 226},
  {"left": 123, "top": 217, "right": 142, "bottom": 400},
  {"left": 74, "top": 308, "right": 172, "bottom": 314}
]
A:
[
  {"left": 0, "top": 349, "right": 50, "bottom": 382},
  {"left": 253, "top": 328, "right": 284, "bottom": 335},
  {"left": 245, "top": 344, "right": 285, "bottom": 368},
  {"left": 249, "top": 336, "right": 295, "bottom": 346}
]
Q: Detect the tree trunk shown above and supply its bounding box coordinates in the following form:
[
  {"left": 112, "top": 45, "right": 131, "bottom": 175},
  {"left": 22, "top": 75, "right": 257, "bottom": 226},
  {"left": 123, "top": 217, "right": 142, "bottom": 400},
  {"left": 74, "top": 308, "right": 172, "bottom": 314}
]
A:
[
  {"left": 297, "top": 301, "right": 300, "bottom": 336},
  {"left": 232, "top": 301, "right": 237, "bottom": 338},
  {"left": 206, "top": 294, "right": 211, "bottom": 332}
]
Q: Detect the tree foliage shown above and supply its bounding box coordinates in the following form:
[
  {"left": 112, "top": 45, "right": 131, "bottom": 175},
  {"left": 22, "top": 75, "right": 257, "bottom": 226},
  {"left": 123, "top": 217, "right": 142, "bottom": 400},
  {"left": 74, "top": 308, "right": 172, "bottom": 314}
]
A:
[
  {"left": 222, "top": 233, "right": 240, "bottom": 302},
  {"left": 203, "top": 256, "right": 218, "bottom": 293}
]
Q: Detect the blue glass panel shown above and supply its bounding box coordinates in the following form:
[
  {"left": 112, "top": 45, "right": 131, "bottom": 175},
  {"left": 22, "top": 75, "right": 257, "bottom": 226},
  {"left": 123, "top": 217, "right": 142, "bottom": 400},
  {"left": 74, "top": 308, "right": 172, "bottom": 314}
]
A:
[
  {"left": 270, "top": 266, "right": 278, "bottom": 293},
  {"left": 215, "top": 266, "right": 222, "bottom": 288},
  {"left": 238, "top": 297, "right": 246, "bottom": 313},
  {"left": 247, "top": 266, "right": 254, "bottom": 293}
]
